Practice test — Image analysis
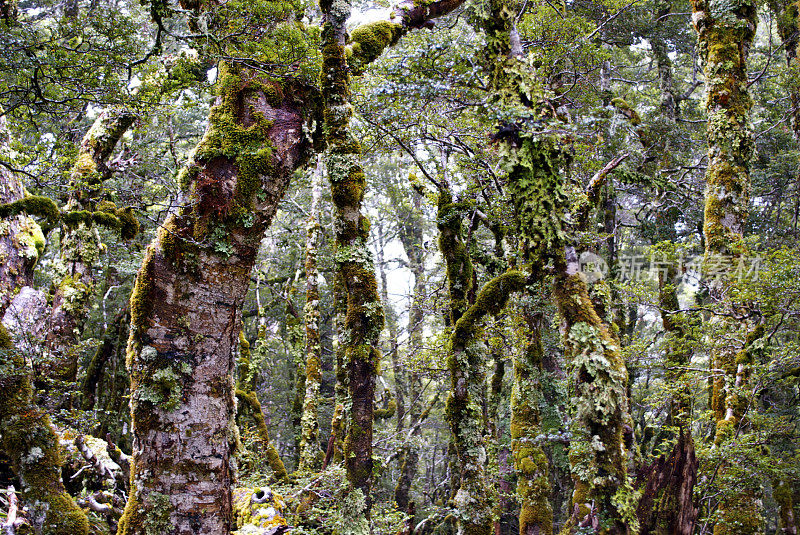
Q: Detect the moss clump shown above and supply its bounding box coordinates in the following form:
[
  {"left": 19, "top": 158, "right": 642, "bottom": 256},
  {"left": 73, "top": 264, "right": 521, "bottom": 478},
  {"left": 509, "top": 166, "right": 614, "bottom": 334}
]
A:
[
  {"left": 373, "top": 398, "right": 396, "bottom": 420},
  {"left": 191, "top": 62, "right": 276, "bottom": 215},
  {"left": 16, "top": 216, "right": 46, "bottom": 260},
  {"left": 347, "top": 21, "right": 403, "bottom": 73},
  {"left": 0, "top": 195, "right": 60, "bottom": 221},
  {"left": 610, "top": 97, "right": 642, "bottom": 126},
  {"left": 116, "top": 207, "right": 140, "bottom": 240},
  {"left": 232, "top": 487, "right": 288, "bottom": 532}
]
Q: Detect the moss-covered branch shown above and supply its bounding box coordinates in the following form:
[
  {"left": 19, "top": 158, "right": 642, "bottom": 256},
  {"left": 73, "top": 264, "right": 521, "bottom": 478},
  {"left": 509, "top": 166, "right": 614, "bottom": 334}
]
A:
[
  {"left": 0, "top": 195, "right": 60, "bottom": 221},
  {"left": 344, "top": 0, "right": 466, "bottom": 74}
]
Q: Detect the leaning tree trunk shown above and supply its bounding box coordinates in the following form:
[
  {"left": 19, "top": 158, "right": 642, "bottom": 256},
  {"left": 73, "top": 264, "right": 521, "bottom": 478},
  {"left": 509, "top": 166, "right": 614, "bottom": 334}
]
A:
[
  {"left": 236, "top": 332, "right": 288, "bottom": 481},
  {"left": 117, "top": 62, "right": 317, "bottom": 535},
  {"left": 691, "top": 0, "right": 760, "bottom": 531},
  {"left": 0, "top": 110, "right": 90, "bottom": 535},
  {"left": 45, "top": 109, "right": 135, "bottom": 390}
]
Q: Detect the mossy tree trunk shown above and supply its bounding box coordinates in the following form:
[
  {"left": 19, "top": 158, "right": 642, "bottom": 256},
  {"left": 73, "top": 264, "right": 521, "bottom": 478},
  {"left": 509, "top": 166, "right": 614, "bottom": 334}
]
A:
[
  {"left": 449, "top": 269, "right": 527, "bottom": 535},
  {"left": 118, "top": 62, "right": 317, "bottom": 535},
  {"left": 691, "top": 0, "right": 760, "bottom": 531},
  {"left": 0, "top": 325, "right": 91, "bottom": 535},
  {"left": 298, "top": 157, "right": 325, "bottom": 472},
  {"left": 319, "top": 0, "right": 386, "bottom": 519},
  {"left": 0, "top": 112, "right": 90, "bottom": 535},
  {"left": 319, "top": 0, "right": 466, "bottom": 519},
  {"left": 512, "top": 297, "right": 553, "bottom": 535},
  {"left": 478, "top": 0, "right": 633, "bottom": 528},
  {"left": 549, "top": 251, "right": 631, "bottom": 534}
]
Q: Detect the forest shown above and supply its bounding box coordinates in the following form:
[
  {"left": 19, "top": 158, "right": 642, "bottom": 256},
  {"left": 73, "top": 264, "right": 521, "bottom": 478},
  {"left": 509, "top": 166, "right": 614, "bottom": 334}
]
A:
[{"left": 0, "top": 0, "right": 799, "bottom": 532}]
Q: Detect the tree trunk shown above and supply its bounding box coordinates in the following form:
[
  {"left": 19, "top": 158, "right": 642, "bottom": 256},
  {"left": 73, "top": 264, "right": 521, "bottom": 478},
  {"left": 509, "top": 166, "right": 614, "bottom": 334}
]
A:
[
  {"left": 691, "top": 0, "right": 760, "bottom": 530},
  {"left": 319, "top": 0, "right": 385, "bottom": 522},
  {"left": 512, "top": 304, "right": 553, "bottom": 535},
  {"left": 117, "top": 62, "right": 316, "bottom": 535},
  {"left": 298, "top": 156, "right": 325, "bottom": 472},
  {"left": 46, "top": 109, "right": 136, "bottom": 386}
]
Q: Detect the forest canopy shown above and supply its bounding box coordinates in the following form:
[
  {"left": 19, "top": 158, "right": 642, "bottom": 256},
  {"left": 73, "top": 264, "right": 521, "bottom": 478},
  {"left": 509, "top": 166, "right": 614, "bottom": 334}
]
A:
[{"left": 0, "top": 0, "right": 799, "bottom": 533}]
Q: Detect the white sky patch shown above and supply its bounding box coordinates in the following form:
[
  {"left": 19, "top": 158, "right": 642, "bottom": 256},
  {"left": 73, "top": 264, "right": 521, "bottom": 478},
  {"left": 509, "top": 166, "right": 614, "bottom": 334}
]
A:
[
  {"left": 86, "top": 104, "right": 102, "bottom": 119},
  {"left": 207, "top": 67, "right": 218, "bottom": 84},
  {"left": 348, "top": 6, "right": 392, "bottom": 27}
]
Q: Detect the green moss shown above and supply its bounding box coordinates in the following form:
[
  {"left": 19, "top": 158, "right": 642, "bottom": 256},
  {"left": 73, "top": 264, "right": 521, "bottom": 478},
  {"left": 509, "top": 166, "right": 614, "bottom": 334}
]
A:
[
  {"left": 373, "top": 398, "right": 396, "bottom": 419},
  {"left": 0, "top": 195, "right": 60, "bottom": 221},
  {"left": 192, "top": 62, "right": 276, "bottom": 214},
  {"left": 453, "top": 270, "right": 527, "bottom": 342},
  {"left": 128, "top": 245, "right": 156, "bottom": 345},
  {"left": 16, "top": 216, "right": 46, "bottom": 261},
  {"left": 347, "top": 21, "right": 403, "bottom": 73},
  {"left": 610, "top": 97, "right": 642, "bottom": 126},
  {"left": 116, "top": 207, "right": 140, "bottom": 240}
]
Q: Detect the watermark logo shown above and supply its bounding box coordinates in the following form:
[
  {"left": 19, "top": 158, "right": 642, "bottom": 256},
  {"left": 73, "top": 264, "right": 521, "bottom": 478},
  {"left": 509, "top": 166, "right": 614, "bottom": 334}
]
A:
[{"left": 579, "top": 252, "right": 762, "bottom": 283}]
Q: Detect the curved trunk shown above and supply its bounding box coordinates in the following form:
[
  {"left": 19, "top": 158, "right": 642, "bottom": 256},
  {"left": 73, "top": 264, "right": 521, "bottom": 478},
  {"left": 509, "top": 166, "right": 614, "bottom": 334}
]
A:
[
  {"left": 46, "top": 109, "right": 135, "bottom": 387},
  {"left": 117, "top": 62, "right": 316, "bottom": 535}
]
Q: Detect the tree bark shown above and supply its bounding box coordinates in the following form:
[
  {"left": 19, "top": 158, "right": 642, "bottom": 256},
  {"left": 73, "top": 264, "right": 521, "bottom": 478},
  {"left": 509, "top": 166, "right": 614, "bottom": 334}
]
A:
[
  {"left": 117, "top": 62, "right": 317, "bottom": 535},
  {"left": 691, "top": 0, "right": 760, "bottom": 530}
]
